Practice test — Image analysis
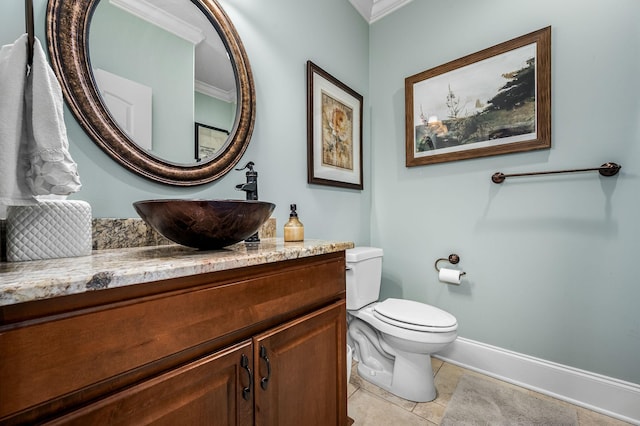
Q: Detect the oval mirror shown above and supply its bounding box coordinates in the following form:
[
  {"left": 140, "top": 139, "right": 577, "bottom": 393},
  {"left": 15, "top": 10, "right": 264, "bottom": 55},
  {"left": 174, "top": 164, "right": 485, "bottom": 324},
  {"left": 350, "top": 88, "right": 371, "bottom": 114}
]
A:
[{"left": 46, "top": 0, "right": 255, "bottom": 186}]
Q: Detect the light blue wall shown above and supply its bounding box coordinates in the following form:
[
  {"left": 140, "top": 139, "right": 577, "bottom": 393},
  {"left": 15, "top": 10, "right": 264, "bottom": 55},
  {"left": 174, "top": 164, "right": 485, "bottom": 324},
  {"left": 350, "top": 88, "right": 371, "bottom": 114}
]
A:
[
  {"left": 220, "top": 0, "right": 371, "bottom": 242},
  {"left": 369, "top": 0, "right": 640, "bottom": 384},
  {"left": 0, "top": 0, "right": 371, "bottom": 244}
]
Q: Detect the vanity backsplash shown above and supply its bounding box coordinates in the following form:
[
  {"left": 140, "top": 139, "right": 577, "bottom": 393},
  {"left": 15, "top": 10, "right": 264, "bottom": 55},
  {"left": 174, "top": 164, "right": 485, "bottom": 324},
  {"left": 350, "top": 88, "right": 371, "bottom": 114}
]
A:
[
  {"left": 0, "top": 217, "right": 277, "bottom": 261},
  {"left": 92, "top": 218, "right": 173, "bottom": 250}
]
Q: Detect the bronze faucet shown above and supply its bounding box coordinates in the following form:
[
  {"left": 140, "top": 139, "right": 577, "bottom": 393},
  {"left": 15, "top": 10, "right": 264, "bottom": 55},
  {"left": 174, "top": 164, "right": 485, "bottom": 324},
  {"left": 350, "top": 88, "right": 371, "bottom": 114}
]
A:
[
  {"left": 235, "top": 161, "right": 258, "bottom": 201},
  {"left": 236, "top": 162, "right": 260, "bottom": 243}
]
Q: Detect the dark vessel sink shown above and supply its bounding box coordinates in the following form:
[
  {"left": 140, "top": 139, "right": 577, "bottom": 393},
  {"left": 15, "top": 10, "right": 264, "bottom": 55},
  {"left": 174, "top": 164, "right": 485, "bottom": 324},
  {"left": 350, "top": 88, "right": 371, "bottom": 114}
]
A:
[{"left": 133, "top": 199, "right": 276, "bottom": 249}]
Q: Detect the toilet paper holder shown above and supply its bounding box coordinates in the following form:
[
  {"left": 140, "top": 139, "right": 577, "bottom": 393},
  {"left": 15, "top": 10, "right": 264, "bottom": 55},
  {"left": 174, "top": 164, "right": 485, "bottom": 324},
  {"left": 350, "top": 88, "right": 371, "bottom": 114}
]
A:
[{"left": 434, "top": 254, "right": 466, "bottom": 276}]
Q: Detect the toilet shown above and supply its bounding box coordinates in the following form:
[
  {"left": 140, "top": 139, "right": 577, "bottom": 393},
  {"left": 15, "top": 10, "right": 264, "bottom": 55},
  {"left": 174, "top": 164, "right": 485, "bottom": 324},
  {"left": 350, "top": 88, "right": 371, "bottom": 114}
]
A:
[{"left": 346, "top": 247, "right": 457, "bottom": 402}]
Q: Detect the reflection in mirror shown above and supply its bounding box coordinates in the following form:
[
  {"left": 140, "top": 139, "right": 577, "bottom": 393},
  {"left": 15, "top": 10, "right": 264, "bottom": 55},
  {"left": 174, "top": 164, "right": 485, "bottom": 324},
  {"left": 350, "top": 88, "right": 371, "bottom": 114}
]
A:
[
  {"left": 46, "top": 0, "right": 255, "bottom": 186},
  {"left": 89, "top": 0, "right": 237, "bottom": 164},
  {"left": 195, "top": 123, "right": 229, "bottom": 161}
]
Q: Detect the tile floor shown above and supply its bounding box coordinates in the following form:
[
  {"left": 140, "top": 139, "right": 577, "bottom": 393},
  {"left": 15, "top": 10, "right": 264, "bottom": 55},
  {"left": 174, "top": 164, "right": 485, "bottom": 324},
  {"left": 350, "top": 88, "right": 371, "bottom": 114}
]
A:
[{"left": 347, "top": 358, "right": 631, "bottom": 425}]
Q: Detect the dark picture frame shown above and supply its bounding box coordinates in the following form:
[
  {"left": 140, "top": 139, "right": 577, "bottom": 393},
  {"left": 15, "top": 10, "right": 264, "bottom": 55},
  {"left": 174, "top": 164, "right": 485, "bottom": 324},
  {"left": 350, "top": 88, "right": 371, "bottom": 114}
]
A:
[
  {"left": 405, "top": 27, "right": 551, "bottom": 167},
  {"left": 307, "top": 61, "right": 363, "bottom": 190},
  {"left": 195, "top": 122, "right": 229, "bottom": 162}
]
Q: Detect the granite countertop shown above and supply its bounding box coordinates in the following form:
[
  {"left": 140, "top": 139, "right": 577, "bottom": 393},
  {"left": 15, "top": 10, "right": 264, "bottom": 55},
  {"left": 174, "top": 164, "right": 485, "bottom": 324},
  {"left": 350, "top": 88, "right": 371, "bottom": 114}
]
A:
[{"left": 0, "top": 239, "right": 354, "bottom": 307}]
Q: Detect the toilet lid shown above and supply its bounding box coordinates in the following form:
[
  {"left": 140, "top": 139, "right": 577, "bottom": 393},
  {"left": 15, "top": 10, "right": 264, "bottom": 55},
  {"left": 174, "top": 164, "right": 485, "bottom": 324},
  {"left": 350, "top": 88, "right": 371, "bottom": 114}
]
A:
[{"left": 373, "top": 298, "right": 457, "bottom": 332}]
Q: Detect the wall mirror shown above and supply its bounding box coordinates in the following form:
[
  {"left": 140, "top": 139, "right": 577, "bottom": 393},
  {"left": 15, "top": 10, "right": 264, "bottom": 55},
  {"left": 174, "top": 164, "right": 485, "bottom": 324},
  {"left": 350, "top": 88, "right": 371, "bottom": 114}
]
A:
[{"left": 46, "top": 0, "right": 255, "bottom": 186}]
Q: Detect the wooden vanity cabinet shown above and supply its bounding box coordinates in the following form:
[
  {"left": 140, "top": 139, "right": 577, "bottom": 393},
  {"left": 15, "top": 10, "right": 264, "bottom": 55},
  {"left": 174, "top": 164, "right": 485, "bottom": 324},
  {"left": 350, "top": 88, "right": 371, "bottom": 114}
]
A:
[
  {"left": 253, "top": 301, "right": 345, "bottom": 425},
  {"left": 43, "top": 340, "right": 256, "bottom": 426},
  {"left": 0, "top": 252, "right": 348, "bottom": 426}
]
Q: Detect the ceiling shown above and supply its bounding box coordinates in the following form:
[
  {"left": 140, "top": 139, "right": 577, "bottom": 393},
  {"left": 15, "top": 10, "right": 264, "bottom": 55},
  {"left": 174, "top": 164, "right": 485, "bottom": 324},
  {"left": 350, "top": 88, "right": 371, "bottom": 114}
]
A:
[{"left": 348, "top": 0, "right": 413, "bottom": 23}]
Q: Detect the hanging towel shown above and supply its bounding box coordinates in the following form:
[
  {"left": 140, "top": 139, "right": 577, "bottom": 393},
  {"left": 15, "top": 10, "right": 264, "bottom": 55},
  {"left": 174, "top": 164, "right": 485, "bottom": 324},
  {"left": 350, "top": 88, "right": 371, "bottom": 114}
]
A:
[
  {"left": 0, "top": 34, "right": 81, "bottom": 207},
  {"left": 0, "top": 34, "right": 32, "bottom": 205},
  {"left": 25, "top": 36, "right": 81, "bottom": 196}
]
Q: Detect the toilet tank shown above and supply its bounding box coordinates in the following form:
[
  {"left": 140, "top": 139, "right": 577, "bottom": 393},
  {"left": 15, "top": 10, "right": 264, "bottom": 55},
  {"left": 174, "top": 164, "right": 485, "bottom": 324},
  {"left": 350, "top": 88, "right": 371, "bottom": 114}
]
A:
[{"left": 346, "top": 247, "right": 384, "bottom": 310}]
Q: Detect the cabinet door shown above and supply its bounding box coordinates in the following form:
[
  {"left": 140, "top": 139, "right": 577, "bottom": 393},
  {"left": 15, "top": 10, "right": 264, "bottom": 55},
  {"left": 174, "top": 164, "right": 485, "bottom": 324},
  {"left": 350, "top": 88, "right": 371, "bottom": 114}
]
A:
[
  {"left": 44, "top": 341, "right": 254, "bottom": 426},
  {"left": 254, "top": 301, "right": 347, "bottom": 426}
]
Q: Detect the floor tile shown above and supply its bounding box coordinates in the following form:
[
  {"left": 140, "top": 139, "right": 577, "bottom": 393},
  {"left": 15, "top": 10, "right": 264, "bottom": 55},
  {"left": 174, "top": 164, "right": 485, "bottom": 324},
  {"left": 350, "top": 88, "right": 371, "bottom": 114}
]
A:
[
  {"left": 348, "top": 389, "right": 432, "bottom": 425},
  {"left": 439, "top": 374, "right": 579, "bottom": 425},
  {"left": 576, "top": 407, "right": 632, "bottom": 425},
  {"left": 431, "top": 357, "right": 444, "bottom": 376},
  {"left": 347, "top": 360, "right": 632, "bottom": 426},
  {"left": 430, "top": 362, "right": 466, "bottom": 406},
  {"left": 347, "top": 381, "right": 359, "bottom": 398},
  {"left": 411, "top": 400, "right": 447, "bottom": 424}
]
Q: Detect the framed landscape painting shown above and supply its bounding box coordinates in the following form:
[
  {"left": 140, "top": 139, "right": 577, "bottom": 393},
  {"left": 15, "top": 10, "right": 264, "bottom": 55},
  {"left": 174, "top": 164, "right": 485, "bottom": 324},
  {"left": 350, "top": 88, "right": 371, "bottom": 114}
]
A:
[{"left": 405, "top": 27, "right": 551, "bottom": 167}]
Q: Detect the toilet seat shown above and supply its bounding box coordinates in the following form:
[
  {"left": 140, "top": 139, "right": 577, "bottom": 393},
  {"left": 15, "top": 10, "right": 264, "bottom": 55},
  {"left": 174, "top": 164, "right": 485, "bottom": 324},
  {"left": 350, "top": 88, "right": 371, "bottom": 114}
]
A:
[{"left": 373, "top": 298, "right": 457, "bottom": 333}]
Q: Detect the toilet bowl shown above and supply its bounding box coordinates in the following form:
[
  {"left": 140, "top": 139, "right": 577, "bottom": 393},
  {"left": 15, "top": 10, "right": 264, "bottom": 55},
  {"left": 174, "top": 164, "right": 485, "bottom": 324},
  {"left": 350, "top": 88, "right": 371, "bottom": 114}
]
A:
[{"left": 346, "top": 247, "right": 458, "bottom": 402}]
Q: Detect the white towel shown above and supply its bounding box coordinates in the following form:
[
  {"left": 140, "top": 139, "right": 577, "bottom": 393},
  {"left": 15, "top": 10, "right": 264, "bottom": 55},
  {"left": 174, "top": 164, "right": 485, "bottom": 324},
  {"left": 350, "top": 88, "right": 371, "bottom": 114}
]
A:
[
  {"left": 25, "top": 36, "right": 81, "bottom": 196},
  {"left": 0, "top": 34, "right": 81, "bottom": 207},
  {"left": 0, "top": 34, "right": 32, "bottom": 205}
]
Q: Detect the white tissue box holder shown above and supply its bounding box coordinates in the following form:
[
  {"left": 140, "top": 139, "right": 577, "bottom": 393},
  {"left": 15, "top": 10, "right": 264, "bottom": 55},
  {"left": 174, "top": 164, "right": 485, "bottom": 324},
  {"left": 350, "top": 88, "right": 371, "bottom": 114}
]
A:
[{"left": 6, "top": 200, "right": 92, "bottom": 261}]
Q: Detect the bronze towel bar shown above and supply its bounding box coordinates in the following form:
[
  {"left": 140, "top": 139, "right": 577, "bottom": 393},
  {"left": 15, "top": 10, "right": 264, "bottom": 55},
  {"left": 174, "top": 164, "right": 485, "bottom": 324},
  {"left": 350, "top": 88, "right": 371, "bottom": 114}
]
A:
[{"left": 491, "top": 162, "right": 621, "bottom": 184}]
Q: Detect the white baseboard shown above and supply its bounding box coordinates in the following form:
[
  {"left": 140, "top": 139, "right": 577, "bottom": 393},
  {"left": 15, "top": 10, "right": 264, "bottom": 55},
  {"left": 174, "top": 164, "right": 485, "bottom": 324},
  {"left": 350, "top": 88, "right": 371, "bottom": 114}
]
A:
[{"left": 435, "top": 337, "right": 640, "bottom": 425}]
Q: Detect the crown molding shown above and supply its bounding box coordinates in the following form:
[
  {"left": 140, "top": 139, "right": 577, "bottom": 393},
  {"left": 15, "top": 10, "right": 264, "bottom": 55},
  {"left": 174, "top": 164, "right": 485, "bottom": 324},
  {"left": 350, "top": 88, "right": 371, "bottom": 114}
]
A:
[
  {"left": 195, "top": 80, "right": 236, "bottom": 103},
  {"left": 349, "top": 0, "right": 414, "bottom": 23},
  {"left": 110, "top": 0, "right": 204, "bottom": 44}
]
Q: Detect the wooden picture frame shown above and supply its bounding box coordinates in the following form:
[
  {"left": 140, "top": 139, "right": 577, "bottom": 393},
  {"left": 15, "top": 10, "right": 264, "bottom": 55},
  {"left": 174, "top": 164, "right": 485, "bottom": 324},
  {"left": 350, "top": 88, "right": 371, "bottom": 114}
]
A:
[
  {"left": 405, "top": 26, "right": 551, "bottom": 167},
  {"left": 195, "top": 123, "right": 229, "bottom": 162},
  {"left": 307, "top": 61, "right": 363, "bottom": 190}
]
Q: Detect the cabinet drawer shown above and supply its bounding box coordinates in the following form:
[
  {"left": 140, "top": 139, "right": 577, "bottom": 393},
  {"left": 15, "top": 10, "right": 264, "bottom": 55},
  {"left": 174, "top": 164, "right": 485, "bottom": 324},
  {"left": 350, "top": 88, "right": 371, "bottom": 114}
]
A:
[{"left": 0, "top": 253, "right": 345, "bottom": 420}]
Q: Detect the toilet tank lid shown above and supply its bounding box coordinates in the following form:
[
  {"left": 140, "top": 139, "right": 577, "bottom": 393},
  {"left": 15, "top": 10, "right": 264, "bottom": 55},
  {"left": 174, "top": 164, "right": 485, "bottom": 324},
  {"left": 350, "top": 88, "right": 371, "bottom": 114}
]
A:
[{"left": 346, "top": 247, "right": 384, "bottom": 262}]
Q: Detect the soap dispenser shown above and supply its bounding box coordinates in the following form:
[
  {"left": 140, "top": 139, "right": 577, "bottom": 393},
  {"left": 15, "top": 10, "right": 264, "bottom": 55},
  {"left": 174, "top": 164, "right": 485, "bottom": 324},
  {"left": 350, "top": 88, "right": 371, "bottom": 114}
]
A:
[{"left": 284, "top": 204, "right": 304, "bottom": 242}]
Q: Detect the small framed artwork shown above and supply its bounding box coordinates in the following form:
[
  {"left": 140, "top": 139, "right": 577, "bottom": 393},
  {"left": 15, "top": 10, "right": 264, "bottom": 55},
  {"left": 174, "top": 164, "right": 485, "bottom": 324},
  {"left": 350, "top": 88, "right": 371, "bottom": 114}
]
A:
[
  {"left": 307, "top": 60, "right": 363, "bottom": 190},
  {"left": 195, "top": 123, "right": 229, "bottom": 161},
  {"left": 405, "top": 26, "right": 551, "bottom": 167}
]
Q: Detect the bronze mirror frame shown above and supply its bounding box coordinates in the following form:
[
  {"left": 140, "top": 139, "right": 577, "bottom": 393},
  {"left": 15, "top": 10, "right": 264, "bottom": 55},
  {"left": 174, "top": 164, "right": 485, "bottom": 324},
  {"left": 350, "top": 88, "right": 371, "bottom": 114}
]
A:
[{"left": 46, "top": 0, "right": 255, "bottom": 186}]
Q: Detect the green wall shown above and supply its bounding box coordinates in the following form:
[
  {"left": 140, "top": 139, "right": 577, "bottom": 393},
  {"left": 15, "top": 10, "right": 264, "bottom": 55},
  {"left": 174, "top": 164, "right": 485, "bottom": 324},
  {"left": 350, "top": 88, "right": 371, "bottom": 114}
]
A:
[{"left": 369, "top": 0, "right": 640, "bottom": 384}]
